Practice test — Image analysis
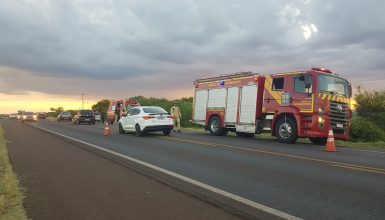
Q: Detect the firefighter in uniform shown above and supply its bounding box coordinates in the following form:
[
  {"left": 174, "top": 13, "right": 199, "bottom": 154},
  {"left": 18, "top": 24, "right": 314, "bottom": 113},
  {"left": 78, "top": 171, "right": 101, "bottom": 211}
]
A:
[{"left": 171, "top": 102, "right": 182, "bottom": 132}]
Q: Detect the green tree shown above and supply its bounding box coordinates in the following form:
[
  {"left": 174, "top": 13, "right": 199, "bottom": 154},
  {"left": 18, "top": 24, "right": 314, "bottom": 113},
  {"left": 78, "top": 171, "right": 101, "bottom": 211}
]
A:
[
  {"left": 129, "top": 96, "right": 193, "bottom": 127},
  {"left": 354, "top": 87, "right": 385, "bottom": 130},
  {"left": 49, "top": 107, "right": 64, "bottom": 117},
  {"left": 91, "top": 99, "right": 110, "bottom": 114}
]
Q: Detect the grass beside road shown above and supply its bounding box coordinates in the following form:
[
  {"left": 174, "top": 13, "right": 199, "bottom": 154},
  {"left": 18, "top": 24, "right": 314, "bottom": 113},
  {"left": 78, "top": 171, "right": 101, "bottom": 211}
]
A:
[
  {"left": 182, "top": 127, "right": 385, "bottom": 150},
  {"left": 0, "top": 125, "right": 28, "bottom": 220}
]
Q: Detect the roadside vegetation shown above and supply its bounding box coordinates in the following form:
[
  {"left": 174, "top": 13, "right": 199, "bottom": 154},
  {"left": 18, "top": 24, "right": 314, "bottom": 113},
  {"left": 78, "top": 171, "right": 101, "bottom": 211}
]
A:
[
  {"left": 348, "top": 87, "right": 385, "bottom": 148},
  {"left": 0, "top": 126, "right": 28, "bottom": 220}
]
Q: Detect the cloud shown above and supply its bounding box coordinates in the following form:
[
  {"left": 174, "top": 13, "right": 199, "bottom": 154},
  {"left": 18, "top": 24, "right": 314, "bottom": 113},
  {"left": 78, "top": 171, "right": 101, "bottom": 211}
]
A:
[{"left": 0, "top": 0, "right": 384, "bottom": 101}]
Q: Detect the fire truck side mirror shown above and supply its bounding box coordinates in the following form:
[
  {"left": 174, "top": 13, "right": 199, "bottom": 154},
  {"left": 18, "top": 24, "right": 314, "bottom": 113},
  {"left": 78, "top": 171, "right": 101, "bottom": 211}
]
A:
[
  {"left": 348, "top": 83, "right": 352, "bottom": 97},
  {"left": 304, "top": 75, "right": 312, "bottom": 89}
]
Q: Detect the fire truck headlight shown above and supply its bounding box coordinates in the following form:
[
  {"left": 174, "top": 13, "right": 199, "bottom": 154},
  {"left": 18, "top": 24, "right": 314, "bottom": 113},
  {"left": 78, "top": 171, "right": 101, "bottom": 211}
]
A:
[
  {"left": 318, "top": 116, "right": 325, "bottom": 129},
  {"left": 318, "top": 107, "right": 325, "bottom": 114}
]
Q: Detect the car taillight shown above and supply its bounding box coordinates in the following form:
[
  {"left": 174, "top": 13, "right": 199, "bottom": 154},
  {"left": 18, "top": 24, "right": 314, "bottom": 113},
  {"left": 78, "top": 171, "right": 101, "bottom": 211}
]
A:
[
  {"left": 143, "top": 115, "right": 155, "bottom": 120},
  {"left": 167, "top": 115, "right": 174, "bottom": 119}
]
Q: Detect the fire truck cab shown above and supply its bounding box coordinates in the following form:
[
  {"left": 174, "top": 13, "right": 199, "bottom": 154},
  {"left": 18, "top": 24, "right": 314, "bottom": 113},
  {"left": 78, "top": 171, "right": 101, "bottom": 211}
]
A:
[{"left": 192, "top": 68, "right": 352, "bottom": 144}]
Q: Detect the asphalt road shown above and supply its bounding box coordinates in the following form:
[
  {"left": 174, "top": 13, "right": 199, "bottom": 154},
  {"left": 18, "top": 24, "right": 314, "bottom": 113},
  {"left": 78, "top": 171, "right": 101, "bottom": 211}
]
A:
[
  {"left": 2, "top": 119, "right": 242, "bottom": 220},
  {"left": 5, "top": 119, "right": 385, "bottom": 219}
]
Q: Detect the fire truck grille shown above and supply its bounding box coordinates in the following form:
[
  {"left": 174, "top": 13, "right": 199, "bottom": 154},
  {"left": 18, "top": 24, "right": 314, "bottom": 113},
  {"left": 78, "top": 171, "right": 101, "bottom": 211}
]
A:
[{"left": 329, "top": 101, "right": 348, "bottom": 134}]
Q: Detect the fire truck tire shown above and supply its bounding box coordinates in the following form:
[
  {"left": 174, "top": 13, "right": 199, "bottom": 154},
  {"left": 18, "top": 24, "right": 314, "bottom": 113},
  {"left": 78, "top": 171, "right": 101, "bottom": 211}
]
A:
[
  {"left": 309, "top": 137, "right": 327, "bottom": 145},
  {"left": 208, "top": 116, "right": 227, "bottom": 136},
  {"left": 274, "top": 116, "right": 298, "bottom": 144},
  {"left": 236, "top": 132, "right": 255, "bottom": 138}
]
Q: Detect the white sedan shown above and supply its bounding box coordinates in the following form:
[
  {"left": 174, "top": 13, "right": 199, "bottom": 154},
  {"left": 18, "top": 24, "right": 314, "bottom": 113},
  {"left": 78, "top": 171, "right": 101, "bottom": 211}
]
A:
[{"left": 118, "top": 106, "right": 174, "bottom": 136}]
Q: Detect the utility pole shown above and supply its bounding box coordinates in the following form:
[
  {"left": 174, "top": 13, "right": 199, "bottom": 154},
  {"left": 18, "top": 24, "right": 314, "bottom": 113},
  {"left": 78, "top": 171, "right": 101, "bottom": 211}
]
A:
[{"left": 82, "top": 93, "right": 84, "bottom": 109}]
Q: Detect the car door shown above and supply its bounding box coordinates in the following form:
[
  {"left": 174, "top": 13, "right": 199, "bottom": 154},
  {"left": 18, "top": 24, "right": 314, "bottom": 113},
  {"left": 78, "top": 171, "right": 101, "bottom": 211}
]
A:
[
  {"left": 121, "top": 108, "right": 135, "bottom": 130},
  {"left": 130, "top": 108, "right": 140, "bottom": 130}
]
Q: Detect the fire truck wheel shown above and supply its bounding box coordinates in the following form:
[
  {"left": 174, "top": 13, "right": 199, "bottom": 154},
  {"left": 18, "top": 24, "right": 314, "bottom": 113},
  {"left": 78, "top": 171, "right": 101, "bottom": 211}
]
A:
[
  {"left": 309, "top": 137, "right": 327, "bottom": 145},
  {"left": 208, "top": 116, "right": 227, "bottom": 136},
  {"left": 236, "top": 132, "right": 255, "bottom": 138},
  {"left": 275, "top": 116, "right": 298, "bottom": 144}
]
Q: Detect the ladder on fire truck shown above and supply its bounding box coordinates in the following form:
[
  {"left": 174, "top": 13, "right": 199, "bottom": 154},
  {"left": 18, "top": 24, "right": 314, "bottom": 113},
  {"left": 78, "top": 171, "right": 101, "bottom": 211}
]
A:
[{"left": 195, "top": 71, "right": 258, "bottom": 84}]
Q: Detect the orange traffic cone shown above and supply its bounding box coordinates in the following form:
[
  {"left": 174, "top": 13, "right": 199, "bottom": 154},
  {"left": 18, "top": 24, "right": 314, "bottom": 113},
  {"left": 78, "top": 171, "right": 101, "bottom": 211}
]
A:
[
  {"left": 104, "top": 122, "right": 111, "bottom": 136},
  {"left": 324, "top": 129, "right": 337, "bottom": 152}
]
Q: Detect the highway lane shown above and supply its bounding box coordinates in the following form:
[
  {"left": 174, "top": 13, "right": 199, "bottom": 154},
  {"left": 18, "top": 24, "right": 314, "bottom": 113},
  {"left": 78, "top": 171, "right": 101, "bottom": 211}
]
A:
[{"left": 25, "top": 119, "right": 385, "bottom": 219}]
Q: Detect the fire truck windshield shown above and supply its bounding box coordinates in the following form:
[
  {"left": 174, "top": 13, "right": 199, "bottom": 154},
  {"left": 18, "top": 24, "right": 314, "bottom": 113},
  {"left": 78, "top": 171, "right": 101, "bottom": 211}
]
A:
[{"left": 318, "top": 74, "right": 349, "bottom": 97}]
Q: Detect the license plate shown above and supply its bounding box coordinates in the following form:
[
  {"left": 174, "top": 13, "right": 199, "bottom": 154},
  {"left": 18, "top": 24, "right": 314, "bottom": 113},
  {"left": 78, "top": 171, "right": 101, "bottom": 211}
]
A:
[
  {"left": 158, "top": 117, "right": 165, "bottom": 120},
  {"left": 85, "top": 119, "right": 90, "bottom": 121},
  {"left": 336, "top": 123, "right": 343, "bottom": 128}
]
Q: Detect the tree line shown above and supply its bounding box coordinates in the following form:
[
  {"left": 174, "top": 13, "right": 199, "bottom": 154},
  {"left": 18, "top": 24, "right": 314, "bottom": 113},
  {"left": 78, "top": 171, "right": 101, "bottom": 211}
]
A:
[{"left": 49, "top": 96, "right": 195, "bottom": 127}]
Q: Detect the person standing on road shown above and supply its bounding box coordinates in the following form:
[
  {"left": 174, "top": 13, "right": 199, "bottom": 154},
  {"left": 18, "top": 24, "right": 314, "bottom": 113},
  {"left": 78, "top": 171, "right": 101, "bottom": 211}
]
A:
[
  {"left": 101, "top": 111, "right": 105, "bottom": 124},
  {"left": 171, "top": 102, "right": 182, "bottom": 132},
  {"left": 115, "top": 101, "right": 122, "bottom": 123}
]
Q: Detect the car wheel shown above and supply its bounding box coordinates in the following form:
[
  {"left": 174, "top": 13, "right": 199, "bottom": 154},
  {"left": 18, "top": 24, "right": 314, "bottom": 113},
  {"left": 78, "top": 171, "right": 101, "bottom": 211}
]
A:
[
  {"left": 208, "top": 116, "right": 228, "bottom": 136},
  {"left": 163, "top": 129, "right": 171, "bottom": 136},
  {"left": 309, "top": 137, "right": 327, "bottom": 145},
  {"left": 135, "top": 124, "right": 143, "bottom": 137},
  {"left": 274, "top": 116, "right": 297, "bottom": 144},
  {"left": 118, "top": 123, "right": 125, "bottom": 134}
]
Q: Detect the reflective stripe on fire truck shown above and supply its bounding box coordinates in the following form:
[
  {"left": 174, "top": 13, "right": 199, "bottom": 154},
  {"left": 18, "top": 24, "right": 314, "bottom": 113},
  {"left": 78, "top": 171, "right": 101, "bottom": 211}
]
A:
[{"left": 319, "top": 93, "right": 350, "bottom": 103}]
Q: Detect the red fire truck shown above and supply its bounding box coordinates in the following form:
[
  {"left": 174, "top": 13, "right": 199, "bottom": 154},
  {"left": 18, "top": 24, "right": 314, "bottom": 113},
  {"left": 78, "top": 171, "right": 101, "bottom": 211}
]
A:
[{"left": 192, "top": 68, "right": 352, "bottom": 144}]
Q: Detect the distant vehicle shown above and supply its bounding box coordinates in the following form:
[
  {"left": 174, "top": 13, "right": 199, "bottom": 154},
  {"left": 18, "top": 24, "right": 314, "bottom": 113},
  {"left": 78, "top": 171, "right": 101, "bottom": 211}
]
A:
[
  {"left": 38, "top": 112, "right": 46, "bottom": 119},
  {"left": 118, "top": 106, "right": 174, "bottom": 136},
  {"left": 21, "top": 112, "right": 37, "bottom": 122},
  {"left": 94, "top": 112, "right": 101, "bottom": 123},
  {"left": 107, "top": 99, "right": 140, "bottom": 124},
  {"left": 17, "top": 110, "right": 25, "bottom": 120},
  {"left": 10, "top": 114, "right": 17, "bottom": 119},
  {"left": 57, "top": 111, "right": 72, "bottom": 122},
  {"left": 74, "top": 110, "right": 95, "bottom": 125}
]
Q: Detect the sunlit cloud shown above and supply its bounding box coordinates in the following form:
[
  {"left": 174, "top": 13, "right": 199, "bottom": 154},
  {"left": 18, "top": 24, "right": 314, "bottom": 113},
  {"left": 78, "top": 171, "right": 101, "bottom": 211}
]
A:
[{"left": 301, "top": 23, "right": 318, "bottom": 40}]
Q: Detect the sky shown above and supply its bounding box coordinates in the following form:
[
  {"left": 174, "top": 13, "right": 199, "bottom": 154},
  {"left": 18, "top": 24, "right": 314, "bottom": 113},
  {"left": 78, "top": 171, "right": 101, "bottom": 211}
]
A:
[{"left": 0, "top": 0, "right": 384, "bottom": 113}]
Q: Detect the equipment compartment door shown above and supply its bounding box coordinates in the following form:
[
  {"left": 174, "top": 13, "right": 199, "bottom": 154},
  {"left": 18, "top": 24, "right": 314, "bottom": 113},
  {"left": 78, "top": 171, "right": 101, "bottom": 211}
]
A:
[
  {"left": 194, "top": 90, "right": 208, "bottom": 121},
  {"left": 239, "top": 85, "right": 258, "bottom": 124},
  {"left": 207, "top": 88, "right": 226, "bottom": 108},
  {"left": 225, "top": 87, "right": 239, "bottom": 123}
]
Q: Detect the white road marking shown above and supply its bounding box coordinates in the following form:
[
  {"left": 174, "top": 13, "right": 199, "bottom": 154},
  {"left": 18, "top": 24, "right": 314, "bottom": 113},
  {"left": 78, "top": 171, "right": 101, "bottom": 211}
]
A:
[{"left": 31, "top": 124, "right": 301, "bottom": 220}]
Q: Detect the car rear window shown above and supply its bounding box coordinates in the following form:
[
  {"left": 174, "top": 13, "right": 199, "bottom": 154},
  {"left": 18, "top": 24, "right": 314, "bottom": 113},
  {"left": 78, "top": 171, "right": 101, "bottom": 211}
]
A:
[
  {"left": 25, "top": 112, "right": 34, "bottom": 115},
  {"left": 143, "top": 107, "right": 168, "bottom": 114},
  {"left": 80, "top": 110, "right": 93, "bottom": 115},
  {"left": 62, "top": 112, "right": 71, "bottom": 116}
]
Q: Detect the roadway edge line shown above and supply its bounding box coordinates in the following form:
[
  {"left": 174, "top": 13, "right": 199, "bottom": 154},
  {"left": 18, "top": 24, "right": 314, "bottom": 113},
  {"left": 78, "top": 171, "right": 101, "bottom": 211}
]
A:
[{"left": 30, "top": 124, "right": 301, "bottom": 220}]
